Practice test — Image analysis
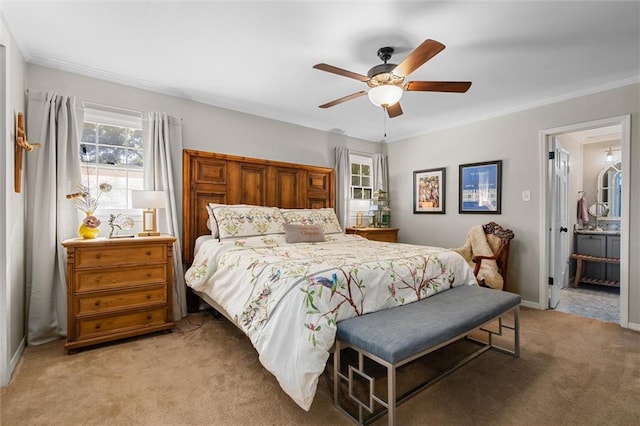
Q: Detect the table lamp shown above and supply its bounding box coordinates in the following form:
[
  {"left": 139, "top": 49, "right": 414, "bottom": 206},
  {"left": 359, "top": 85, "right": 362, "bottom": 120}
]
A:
[{"left": 132, "top": 190, "right": 165, "bottom": 236}]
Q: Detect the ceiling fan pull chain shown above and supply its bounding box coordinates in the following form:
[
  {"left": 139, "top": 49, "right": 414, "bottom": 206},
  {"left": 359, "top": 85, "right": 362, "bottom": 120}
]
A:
[{"left": 383, "top": 108, "right": 388, "bottom": 138}]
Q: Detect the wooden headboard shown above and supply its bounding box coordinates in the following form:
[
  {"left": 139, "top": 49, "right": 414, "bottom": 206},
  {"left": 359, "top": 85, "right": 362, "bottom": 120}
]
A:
[{"left": 182, "top": 149, "right": 335, "bottom": 263}]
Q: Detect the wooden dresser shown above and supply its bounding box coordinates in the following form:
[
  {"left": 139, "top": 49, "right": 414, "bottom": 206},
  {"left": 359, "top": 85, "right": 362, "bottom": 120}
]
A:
[
  {"left": 346, "top": 227, "right": 399, "bottom": 243},
  {"left": 62, "top": 235, "right": 176, "bottom": 352}
]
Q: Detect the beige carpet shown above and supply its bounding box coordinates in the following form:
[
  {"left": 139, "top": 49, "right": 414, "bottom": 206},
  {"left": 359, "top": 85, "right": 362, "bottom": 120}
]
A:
[{"left": 1, "top": 307, "right": 639, "bottom": 425}]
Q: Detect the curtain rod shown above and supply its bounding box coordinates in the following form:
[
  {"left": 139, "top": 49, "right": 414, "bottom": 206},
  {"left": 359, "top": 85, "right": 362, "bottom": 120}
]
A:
[{"left": 83, "top": 101, "right": 142, "bottom": 116}]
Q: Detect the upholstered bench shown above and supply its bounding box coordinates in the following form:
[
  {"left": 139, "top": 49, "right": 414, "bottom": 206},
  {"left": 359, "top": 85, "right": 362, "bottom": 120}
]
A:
[{"left": 333, "top": 284, "right": 521, "bottom": 426}]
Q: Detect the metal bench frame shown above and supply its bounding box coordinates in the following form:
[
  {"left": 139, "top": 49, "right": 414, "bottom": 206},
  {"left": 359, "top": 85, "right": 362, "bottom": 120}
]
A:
[{"left": 333, "top": 305, "right": 519, "bottom": 425}]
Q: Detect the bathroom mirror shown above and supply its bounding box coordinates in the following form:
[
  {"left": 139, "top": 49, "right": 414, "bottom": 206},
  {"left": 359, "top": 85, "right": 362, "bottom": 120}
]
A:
[
  {"left": 588, "top": 202, "right": 609, "bottom": 231},
  {"left": 597, "top": 161, "right": 622, "bottom": 218},
  {"left": 588, "top": 202, "right": 608, "bottom": 218}
]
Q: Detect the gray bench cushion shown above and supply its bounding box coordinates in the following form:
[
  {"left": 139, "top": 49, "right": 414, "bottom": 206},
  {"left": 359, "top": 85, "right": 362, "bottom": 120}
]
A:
[{"left": 336, "top": 285, "right": 521, "bottom": 364}]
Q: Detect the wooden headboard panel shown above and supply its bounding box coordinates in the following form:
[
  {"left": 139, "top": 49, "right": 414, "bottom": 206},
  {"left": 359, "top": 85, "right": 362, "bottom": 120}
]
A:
[{"left": 182, "top": 149, "right": 335, "bottom": 263}]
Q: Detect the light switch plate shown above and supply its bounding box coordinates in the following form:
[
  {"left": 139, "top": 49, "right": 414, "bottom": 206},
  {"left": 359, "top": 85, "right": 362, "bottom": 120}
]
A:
[{"left": 522, "top": 190, "right": 531, "bottom": 202}]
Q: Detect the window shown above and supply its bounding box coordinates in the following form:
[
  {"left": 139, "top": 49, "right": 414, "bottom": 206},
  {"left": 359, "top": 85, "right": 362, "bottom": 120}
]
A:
[
  {"left": 348, "top": 154, "right": 373, "bottom": 227},
  {"left": 350, "top": 154, "right": 372, "bottom": 200},
  {"left": 80, "top": 105, "right": 143, "bottom": 212}
]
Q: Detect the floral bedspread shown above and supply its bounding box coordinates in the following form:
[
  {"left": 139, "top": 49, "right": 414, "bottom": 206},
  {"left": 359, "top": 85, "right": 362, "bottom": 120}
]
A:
[{"left": 185, "top": 233, "right": 477, "bottom": 410}]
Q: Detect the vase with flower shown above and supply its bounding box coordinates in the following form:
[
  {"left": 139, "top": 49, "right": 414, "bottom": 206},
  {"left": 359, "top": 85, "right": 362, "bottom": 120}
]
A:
[{"left": 66, "top": 182, "right": 112, "bottom": 239}]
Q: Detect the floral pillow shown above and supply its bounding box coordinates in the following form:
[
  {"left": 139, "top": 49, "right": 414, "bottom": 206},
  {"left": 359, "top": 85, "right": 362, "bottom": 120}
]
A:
[
  {"left": 280, "top": 208, "right": 343, "bottom": 234},
  {"left": 206, "top": 203, "right": 248, "bottom": 238},
  {"left": 211, "top": 205, "right": 286, "bottom": 240}
]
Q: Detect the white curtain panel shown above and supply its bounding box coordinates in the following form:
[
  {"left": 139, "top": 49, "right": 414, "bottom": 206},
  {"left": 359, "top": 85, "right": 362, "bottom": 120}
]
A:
[
  {"left": 142, "top": 112, "right": 187, "bottom": 321},
  {"left": 25, "top": 90, "right": 83, "bottom": 344},
  {"left": 372, "top": 153, "right": 389, "bottom": 194},
  {"left": 334, "top": 146, "right": 351, "bottom": 230}
]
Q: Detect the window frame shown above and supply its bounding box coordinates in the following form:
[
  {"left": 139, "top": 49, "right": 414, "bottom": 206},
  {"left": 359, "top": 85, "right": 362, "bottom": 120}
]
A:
[
  {"left": 79, "top": 105, "right": 144, "bottom": 218},
  {"left": 349, "top": 154, "right": 373, "bottom": 201}
]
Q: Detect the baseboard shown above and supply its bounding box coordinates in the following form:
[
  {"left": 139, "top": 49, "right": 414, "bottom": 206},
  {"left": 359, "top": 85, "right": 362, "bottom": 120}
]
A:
[
  {"left": 627, "top": 322, "right": 640, "bottom": 332},
  {"left": 520, "top": 300, "right": 542, "bottom": 309},
  {"left": 6, "top": 336, "right": 26, "bottom": 384}
]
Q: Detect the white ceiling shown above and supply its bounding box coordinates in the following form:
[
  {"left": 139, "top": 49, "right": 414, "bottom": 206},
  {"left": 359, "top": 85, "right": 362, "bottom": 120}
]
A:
[{"left": 2, "top": 0, "right": 639, "bottom": 142}]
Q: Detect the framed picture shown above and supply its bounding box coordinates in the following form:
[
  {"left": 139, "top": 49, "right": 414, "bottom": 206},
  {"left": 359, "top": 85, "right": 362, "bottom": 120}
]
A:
[
  {"left": 413, "top": 167, "right": 446, "bottom": 214},
  {"left": 459, "top": 160, "right": 502, "bottom": 214}
]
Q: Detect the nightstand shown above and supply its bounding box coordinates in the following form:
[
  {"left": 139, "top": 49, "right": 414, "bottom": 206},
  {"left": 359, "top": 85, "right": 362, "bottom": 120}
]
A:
[
  {"left": 61, "top": 235, "right": 176, "bottom": 352},
  {"left": 346, "top": 227, "right": 399, "bottom": 243}
]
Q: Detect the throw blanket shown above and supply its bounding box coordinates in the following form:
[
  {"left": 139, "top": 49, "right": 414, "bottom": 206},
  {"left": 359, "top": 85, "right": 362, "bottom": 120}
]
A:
[{"left": 453, "top": 225, "right": 503, "bottom": 290}]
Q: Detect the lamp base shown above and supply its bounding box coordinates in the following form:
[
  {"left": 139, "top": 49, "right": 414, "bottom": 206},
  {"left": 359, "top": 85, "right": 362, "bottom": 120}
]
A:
[{"left": 138, "top": 232, "right": 161, "bottom": 237}]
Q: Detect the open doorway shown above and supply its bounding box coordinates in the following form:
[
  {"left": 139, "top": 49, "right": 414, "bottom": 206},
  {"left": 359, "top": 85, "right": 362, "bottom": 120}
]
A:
[{"left": 539, "top": 115, "right": 630, "bottom": 327}]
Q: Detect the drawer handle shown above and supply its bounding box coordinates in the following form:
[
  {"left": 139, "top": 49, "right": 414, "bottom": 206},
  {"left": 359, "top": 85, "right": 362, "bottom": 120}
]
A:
[
  {"left": 94, "top": 300, "right": 101, "bottom": 306},
  {"left": 146, "top": 294, "right": 152, "bottom": 299},
  {"left": 146, "top": 315, "right": 152, "bottom": 320},
  {"left": 146, "top": 251, "right": 152, "bottom": 256},
  {"left": 95, "top": 323, "right": 101, "bottom": 329},
  {"left": 95, "top": 254, "right": 101, "bottom": 259}
]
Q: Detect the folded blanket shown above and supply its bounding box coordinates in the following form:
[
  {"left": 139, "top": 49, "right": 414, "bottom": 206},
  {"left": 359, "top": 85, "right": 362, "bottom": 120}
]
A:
[{"left": 453, "top": 225, "right": 503, "bottom": 290}]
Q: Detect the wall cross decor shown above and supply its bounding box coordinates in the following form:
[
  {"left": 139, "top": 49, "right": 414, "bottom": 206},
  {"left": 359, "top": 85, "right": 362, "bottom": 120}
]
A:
[{"left": 14, "top": 112, "right": 40, "bottom": 193}]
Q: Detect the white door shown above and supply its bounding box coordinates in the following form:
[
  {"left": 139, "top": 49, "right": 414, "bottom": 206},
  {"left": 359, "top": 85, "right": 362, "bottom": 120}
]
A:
[{"left": 549, "top": 137, "right": 570, "bottom": 308}]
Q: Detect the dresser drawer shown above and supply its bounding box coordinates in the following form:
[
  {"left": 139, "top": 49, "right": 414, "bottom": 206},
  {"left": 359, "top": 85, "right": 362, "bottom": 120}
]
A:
[
  {"left": 74, "top": 244, "right": 167, "bottom": 268},
  {"left": 75, "top": 265, "right": 167, "bottom": 292},
  {"left": 76, "top": 286, "right": 167, "bottom": 315},
  {"left": 76, "top": 308, "right": 166, "bottom": 340}
]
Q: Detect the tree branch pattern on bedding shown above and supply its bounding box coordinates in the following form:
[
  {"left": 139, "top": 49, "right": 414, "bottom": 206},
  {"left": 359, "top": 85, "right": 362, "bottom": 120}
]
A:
[{"left": 185, "top": 233, "right": 477, "bottom": 411}]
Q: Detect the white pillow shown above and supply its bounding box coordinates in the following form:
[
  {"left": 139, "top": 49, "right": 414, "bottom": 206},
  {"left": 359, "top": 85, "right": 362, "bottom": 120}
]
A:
[
  {"left": 280, "top": 208, "right": 343, "bottom": 234},
  {"left": 211, "top": 205, "right": 286, "bottom": 240}
]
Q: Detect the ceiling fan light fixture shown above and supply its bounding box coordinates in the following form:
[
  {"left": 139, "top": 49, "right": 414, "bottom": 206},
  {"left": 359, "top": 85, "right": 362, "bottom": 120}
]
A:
[{"left": 368, "top": 85, "right": 403, "bottom": 108}]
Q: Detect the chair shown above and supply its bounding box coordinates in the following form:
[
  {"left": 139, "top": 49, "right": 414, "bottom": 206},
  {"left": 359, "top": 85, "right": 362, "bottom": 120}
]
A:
[{"left": 454, "top": 222, "right": 515, "bottom": 290}]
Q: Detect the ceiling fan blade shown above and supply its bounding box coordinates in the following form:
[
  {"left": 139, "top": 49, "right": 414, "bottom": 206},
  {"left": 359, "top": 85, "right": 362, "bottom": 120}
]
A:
[
  {"left": 387, "top": 102, "right": 403, "bottom": 118},
  {"left": 405, "top": 81, "right": 472, "bottom": 93},
  {"left": 393, "top": 39, "right": 446, "bottom": 78},
  {"left": 313, "top": 63, "right": 370, "bottom": 82},
  {"left": 319, "top": 91, "right": 367, "bottom": 108}
]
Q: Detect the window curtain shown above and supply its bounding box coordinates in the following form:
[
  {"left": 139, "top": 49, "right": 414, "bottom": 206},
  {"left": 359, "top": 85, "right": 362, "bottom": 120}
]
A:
[
  {"left": 25, "top": 90, "right": 83, "bottom": 344},
  {"left": 335, "top": 147, "right": 351, "bottom": 230},
  {"left": 142, "top": 112, "right": 187, "bottom": 321},
  {"left": 372, "top": 153, "right": 388, "bottom": 194}
]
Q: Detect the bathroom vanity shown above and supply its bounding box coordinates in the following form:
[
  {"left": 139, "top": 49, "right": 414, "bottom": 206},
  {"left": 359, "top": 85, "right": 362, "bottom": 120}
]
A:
[{"left": 572, "top": 230, "right": 620, "bottom": 287}]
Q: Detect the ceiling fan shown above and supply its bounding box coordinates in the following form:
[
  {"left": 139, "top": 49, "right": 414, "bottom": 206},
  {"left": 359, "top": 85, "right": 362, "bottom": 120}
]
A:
[{"left": 313, "top": 39, "right": 472, "bottom": 118}]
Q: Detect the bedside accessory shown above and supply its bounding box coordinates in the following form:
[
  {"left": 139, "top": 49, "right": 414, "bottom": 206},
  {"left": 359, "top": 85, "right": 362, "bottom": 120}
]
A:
[
  {"left": 78, "top": 214, "right": 101, "bottom": 239},
  {"left": 108, "top": 213, "right": 134, "bottom": 238},
  {"left": 132, "top": 190, "right": 165, "bottom": 236},
  {"left": 66, "top": 180, "right": 112, "bottom": 238}
]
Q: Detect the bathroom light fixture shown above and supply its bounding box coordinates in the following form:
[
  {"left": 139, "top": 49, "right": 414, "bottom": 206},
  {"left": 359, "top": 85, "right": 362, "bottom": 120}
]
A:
[
  {"left": 605, "top": 147, "right": 614, "bottom": 163},
  {"left": 367, "top": 85, "right": 403, "bottom": 108}
]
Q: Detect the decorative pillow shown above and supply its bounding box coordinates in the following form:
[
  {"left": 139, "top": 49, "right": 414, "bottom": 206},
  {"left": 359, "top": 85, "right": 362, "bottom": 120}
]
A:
[
  {"left": 281, "top": 208, "right": 343, "bottom": 234},
  {"left": 211, "top": 205, "right": 286, "bottom": 240},
  {"left": 206, "top": 203, "right": 227, "bottom": 238},
  {"left": 284, "top": 224, "right": 326, "bottom": 244}
]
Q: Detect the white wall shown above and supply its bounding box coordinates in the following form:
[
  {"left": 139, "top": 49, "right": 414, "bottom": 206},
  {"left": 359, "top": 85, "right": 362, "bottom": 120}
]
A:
[
  {"left": 0, "top": 15, "right": 26, "bottom": 386},
  {"left": 387, "top": 83, "right": 640, "bottom": 325}
]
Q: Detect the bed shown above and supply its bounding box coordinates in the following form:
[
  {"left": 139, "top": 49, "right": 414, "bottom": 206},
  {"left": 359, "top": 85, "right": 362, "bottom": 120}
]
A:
[{"left": 182, "top": 150, "right": 478, "bottom": 411}]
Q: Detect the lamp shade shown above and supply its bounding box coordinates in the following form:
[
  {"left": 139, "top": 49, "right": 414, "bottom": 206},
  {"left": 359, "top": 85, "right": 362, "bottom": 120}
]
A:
[
  {"left": 368, "top": 85, "right": 403, "bottom": 108},
  {"left": 131, "top": 190, "right": 165, "bottom": 209}
]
